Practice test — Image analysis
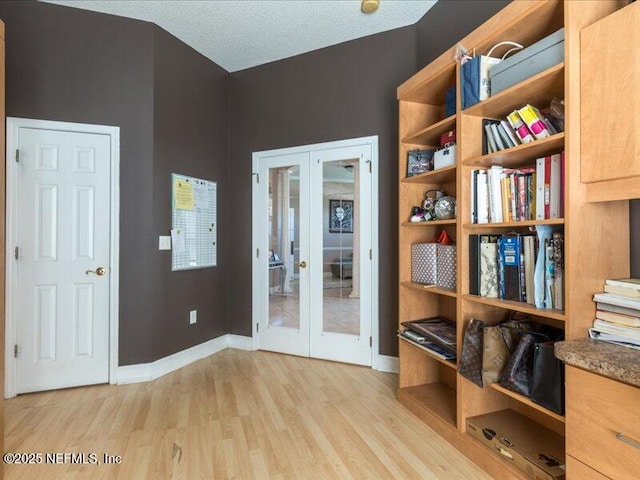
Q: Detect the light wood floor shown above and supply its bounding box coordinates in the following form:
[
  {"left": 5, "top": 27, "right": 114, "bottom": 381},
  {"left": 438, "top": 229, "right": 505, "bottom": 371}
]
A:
[{"left": 4, "top": 349, "right": 491, "bottom": 479}]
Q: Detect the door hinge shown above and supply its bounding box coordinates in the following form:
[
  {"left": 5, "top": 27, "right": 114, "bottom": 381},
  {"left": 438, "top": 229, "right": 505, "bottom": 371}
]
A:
[
  {"left": 14, "top": 246, "right": 19, "bottom": 260},
  {"left": 13, "top": 344, "right": 18, "bottom": 358},
  {"left": 256, "top": 248, "right": 259, "bottom": 259},
  {"left": 256, "top": 323, "right": 260, "bottom": 333},
  {"left": 15, "top": 150, "right": 19, "bottom": 163},
  {"left": 369, "top": 249, "right": 372, "bottom": 260},
  {"left": 366, "top": 159, "right": 372, "bottom": 173},
  {"left": 252, "top": 172, "right": 259, "bottom": 183},
  {"left": 369, "top": 337, "right": 372, "bottom": 348}
]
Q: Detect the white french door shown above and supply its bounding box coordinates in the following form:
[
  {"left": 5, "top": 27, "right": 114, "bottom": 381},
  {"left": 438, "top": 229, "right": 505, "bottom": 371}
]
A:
[{"left": 253, "top": 137, "right": 377, "bottom": 366}]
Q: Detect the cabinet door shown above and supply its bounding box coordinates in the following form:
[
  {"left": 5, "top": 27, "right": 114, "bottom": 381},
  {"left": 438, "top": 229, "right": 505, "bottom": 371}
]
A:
[
  {"left": 581, "top": 3, "right": 640, "bottom": 184},
  {"left": 566, "top": 366, "right": 640, "bottom": 479},
  {"left": 567, "top": 455, "right": 610, "bottom": 480}
]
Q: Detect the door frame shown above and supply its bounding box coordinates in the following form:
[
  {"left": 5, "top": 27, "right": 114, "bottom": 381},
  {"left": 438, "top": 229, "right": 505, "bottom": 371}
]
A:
[
  {"left": 5, "top": 117, "right": 120, "bottom": 398},
  {"left": 251, "top": 135, "right": 380, "bottom": 368}
]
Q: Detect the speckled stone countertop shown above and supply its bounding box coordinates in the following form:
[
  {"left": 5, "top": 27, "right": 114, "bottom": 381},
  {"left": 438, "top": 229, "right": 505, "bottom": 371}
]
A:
[{"left": 555, "top": 338, "right": 640, "bottom": 387}]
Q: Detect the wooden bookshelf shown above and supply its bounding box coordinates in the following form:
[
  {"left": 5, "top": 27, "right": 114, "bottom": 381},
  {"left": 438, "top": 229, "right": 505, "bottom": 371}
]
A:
[
  {"left": 463, "top": 133, "right": 565, "bottom": 168},
  {"left": 401, "top": 281, "right": 457, "bottom": 298},
  {"left": 401, "top": 165, "right": 456, "bottom": 184},
  {"left": 397, "top": 1, "right": 630, "bottom": 478}
]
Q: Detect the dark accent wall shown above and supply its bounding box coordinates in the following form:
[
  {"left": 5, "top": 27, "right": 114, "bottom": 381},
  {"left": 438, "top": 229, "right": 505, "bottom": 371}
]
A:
[
  {"left": 228, "top": 27, "right": 418, "bottom": 356},
  {"left": 151, "top": 26, "right": 229, "bottom": 360},
  {"left": 0, "top": 1, "right": 229, "bottom": 365},
  {"left": 0, "top": 0, "right": 156, "bottom": 364},
  {"left": 416, "top": 0, "right": 512, "bottom": 69}
]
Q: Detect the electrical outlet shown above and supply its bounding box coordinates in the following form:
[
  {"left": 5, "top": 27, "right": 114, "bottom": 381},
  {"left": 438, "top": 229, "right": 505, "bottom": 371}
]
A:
[{"left": 190, "top": 310, "right": 197, "bottom": 325}]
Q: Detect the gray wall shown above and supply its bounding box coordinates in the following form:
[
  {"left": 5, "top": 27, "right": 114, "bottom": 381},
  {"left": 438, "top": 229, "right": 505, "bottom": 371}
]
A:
[{"left": 0, "top": 1, "right": 229, "bottom": 365}]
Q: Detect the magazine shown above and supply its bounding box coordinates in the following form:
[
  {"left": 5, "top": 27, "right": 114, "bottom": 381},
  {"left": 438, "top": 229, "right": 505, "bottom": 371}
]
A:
[
  {"left": 398, "top": 332, "right": 456, "bottom": 361},
  {"left": 401, "top": 317, "right": 456, "bottom": 352}
]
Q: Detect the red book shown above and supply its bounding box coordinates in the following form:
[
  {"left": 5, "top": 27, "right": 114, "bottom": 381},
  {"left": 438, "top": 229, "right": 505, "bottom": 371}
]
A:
[{"left": 544, "top": 156, "right": 551, "bottom": 219}]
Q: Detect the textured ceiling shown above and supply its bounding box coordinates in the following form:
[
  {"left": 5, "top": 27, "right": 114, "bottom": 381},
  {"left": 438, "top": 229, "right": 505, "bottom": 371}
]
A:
[{"left": 41, "top": 0, "right": 437, "bottom": 72}]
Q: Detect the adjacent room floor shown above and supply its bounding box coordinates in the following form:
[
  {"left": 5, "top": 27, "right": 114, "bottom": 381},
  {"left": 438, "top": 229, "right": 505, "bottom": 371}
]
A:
[{"left": 4, "top": 349, "right": 490, "bottom": 479}]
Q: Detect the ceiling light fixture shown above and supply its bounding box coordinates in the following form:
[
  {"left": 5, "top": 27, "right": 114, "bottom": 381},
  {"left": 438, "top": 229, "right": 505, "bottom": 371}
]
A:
[{"left": 361, "top": 0, "right": 379, "bottom": 14}]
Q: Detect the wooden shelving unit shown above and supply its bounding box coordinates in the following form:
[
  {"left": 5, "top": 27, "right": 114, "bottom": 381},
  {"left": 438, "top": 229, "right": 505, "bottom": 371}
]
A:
[{"left": 397, "top": 1, "right": 630, "bottom": 479}]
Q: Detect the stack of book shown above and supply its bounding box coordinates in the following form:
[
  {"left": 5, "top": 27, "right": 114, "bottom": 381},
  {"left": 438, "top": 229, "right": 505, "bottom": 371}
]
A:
[
  {"left": 590, "top": 279, "right": 640, "bottom": 349},
  {"left": 398, "top": 317, "right": 457, "bottom": 362},
  {"left": 469, "top": 232, "right": 564, "bottom": 309},
  {"left": 470, "top": 152, "right": 564, "bottom": 224},
  {"left": 482, "top": 104, "right": 561, "bottom": 154}
]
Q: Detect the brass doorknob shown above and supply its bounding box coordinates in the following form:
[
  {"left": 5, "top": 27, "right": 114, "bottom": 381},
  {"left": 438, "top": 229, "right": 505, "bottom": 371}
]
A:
[
  {"left": 86, "top": 267, "right": 106, "bottom": 276},
  {"left": 298, "top": 261, "right": 307, "bottom": 268}
]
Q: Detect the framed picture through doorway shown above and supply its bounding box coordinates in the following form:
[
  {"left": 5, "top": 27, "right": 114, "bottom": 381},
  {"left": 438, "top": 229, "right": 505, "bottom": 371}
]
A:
[{"left": 329, "top": 199, "right": 353, "bottom": 233}]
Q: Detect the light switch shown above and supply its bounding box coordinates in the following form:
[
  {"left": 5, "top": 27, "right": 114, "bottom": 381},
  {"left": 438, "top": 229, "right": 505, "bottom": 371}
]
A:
[{"left": 159, "top": 236, "right": 171, "bottom": 250}]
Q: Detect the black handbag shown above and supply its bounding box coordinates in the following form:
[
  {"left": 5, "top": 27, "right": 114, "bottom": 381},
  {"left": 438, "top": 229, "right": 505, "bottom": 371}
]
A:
[
  {"left": 530, "top": 341, "right": 565, "bottom": 415},
  {"left": 498, "top": 333, "right": 538, "bottom": 396},
  {"left": 458, "top": 318, "right": 486, "bottom": 387}
]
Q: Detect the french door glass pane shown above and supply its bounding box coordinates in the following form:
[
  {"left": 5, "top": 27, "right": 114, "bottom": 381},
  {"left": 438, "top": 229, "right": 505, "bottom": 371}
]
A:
[
  {"left": 268, "top": 166, "right": 300, "bottom": 329},
  {"left": 322, "top": 159, "right": 360, "bottom": 336}
]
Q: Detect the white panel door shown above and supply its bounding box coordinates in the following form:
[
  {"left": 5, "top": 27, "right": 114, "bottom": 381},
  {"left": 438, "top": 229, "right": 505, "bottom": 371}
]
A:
[{"left": 16, "top": 127, "right": 111, "bottom": 393}]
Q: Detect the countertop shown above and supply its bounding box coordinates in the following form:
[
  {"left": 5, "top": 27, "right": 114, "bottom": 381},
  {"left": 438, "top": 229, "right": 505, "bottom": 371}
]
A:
[{"left": 555, "top": 338, "right": 640, "bottom": 387}]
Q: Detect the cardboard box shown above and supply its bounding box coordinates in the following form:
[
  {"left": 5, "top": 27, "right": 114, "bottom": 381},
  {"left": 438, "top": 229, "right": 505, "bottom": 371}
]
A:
[
  {"left": 434, "top": 145, "right": 456, "bottom": 170},
  {"left": 436, "top": 244, "right": 456, "bottom": 290},
  {"left": 466, "top": 409, "right": 565, "bottom": 480},
  {"left": 490, "top": 29, "right": 565, "bottom": 95},
  {"left": 411, "top": 243, "right": 437, "bottom": 285}
]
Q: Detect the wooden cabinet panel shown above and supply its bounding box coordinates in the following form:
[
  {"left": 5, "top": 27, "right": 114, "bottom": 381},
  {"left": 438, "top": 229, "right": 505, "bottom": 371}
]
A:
[
  {"left": 566, "top": 366, "right": 640, "bottom": 479},
  {"left": 566, "top": 455, "right": 610, "bottom": 480},
  {"left": 581, "top": 2, "right": 640, "bottom": 186}
]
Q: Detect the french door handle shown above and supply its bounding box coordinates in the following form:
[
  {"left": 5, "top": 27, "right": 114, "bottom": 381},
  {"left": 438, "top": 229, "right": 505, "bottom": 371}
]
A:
[{"left": 298, "top": 261, "right": 307, "bottom": 268}]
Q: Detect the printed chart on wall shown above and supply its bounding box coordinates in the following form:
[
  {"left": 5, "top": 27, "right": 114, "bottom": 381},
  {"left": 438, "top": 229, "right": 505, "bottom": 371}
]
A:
[{"left": 171, "top": 173, "right": 217, "bottom": 271}]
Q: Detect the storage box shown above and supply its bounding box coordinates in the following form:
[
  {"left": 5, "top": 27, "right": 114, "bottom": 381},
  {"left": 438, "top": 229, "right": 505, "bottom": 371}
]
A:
[
  {"left": 436, "top": 244, "right": 456, "bottom": 289},
  {"left": 434, "top": 145, "right": 456, "bottom": 170},
  {"left": 466, "top": 409, "right": 565, "bottom": 480},
  {"left": 490, "top": 29, "right": 565, "bottom": 95},
  {"left": 411, "top": 243, "right": 437, "bottom": 285}
]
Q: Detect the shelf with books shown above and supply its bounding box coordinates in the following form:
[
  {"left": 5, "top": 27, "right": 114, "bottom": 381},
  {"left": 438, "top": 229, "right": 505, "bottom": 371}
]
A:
[
  {"left": 401, "top": 281, "right": 458, "bottom": 298},
  {"left": 398, "top": 335, "right": 457, "bottom": 370},
  {"left": 402, "top": 165, "right": 457, "bottom": 184},
  {"left": 464, "top": 218, "right": 564, "bottom": 229},
  {"left": 463, "top": 133, "right": 564, "bottom": 169},
  {"left": 401, "top": 219, "right": 457, "bottom": 227},
  {"left": 488, "top": 383, "right": 565, "bottom": 424},
  {"left": 402, "top": 114, "right": 456, "bottom": 146},
  {"left": 463, "top": 63, "right": 564, "bottom": 119},
  {"left": 463, "top": 294, "right": 566, "bottom": 321}
]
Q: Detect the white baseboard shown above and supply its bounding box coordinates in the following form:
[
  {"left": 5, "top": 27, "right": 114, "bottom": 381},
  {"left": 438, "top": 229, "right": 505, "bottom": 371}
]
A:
[
  {"left": 116, "top": 334, "right": 254, "bottom": 384},
  {"left": 228, "top": 334, "right": 254, "bottom": 350},
  {"left": 376, "top": 355, "right": 399, "bottom": 374}
]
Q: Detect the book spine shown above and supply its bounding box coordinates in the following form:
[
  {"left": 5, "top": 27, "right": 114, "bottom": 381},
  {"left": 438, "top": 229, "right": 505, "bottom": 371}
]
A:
[
  {"left": 477, "top": 171, "right": 489, "bottom": 224},
  {"left": 517, "top": 174, "right": 526, "bottom": 222},
  {"left": 507, "top": 110, "right": 534, "bottom": 144},
  {"left": 501, "top": 235, "right": 521, "bottom": 301},
  {"left": 535, "top": 157, "right": 545, "bottom": 219},
  {"left": 471, "top": 169, "right": 477, "bottom": 224},
  {"left": 491, "top": 123, "right": 506, "bottom": 151},
  {"left": 469, "top": 235, "right": 480, "bottom": 295},
  {"left": 518, "top": 104, "right": 550, "bottom": 140},
  {"left": 550, "top": 153, "right": 561, "bottom": 219},
  {"left": 490, "top": 166, "right": 504, "bottom": 223},
  {"left": 544, "top": 156, "right": 551, "bottom": 219},
  {"left": 500, "top": 120, "right": 520, "bottom": 147},
  {"left": 485, "top": 123, "right": 497, "bottom": 153},
  {"left": 501, "top": 175, "right": 510, "bottom": 222}
]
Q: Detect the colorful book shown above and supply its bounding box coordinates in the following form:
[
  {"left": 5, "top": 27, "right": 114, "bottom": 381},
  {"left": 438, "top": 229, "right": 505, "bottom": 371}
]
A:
[
  {"left": 536, "top": 157, "right": 545, "bottom": 220},
  {"left": 518, "top": 104, "right": 550, "bottom": 140},
  {"left": 507, "top": 110, "right": 534, "bottom": 143},
  {"left": 500, "top": 235, "right": 522, "bottom": 301},
  {"left": 480, "top": 237, "right": 499, "bottom": 298}
]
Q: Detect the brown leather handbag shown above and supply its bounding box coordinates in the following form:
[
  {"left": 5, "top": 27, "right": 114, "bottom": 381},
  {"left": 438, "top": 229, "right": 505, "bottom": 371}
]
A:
[
  {"left": 482, "top": 324, "right": 520, "bottom": 386},
  {"left": 458, "top": 318, "right": 486, "bottom": 387}
]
